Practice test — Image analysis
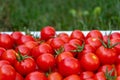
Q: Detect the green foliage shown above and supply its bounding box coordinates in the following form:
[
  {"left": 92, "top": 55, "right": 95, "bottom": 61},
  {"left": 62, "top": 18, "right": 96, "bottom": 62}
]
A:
[{"left": 0, "top": 0, "right": 120, "bottom": 31}]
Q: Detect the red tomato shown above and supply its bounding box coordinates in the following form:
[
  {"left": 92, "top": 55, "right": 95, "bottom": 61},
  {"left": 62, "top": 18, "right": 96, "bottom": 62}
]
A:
[
  {"left": 11, "top": 31, "right": 24, "bottom": 45},
  {"left": 14, "top": 57, "right": 36, "bottom": 76},
  {"left": 1, "top": 49, "right": 17, "bottom": 65},
  {"left": 48, "top": 72, "right": 63, "bottom": 80},
  {"left": 50, "top": 37, "right": 65, "bottom": 50},
  {"left": 116, "top": 64, "right": 120, "bottom": 76},
  {"left": 25, "top": 71, "right": 47, "bottom": 80},
  {"left": 80, "top": 53, "right": 100, "bottom": 71},
  {"left": 0, "top": 34, "right": 14, "bottom": 49},
  {"left": 57, "top": 33, "right": 70, "bottom": 43},
  {"left": 116, "top": 54, "right": 120, "bottom": 64},
  {"left": 40, "top": 26, "right": 56, "bottom": 41},
  {"left": 0, "top": 47, "right": 6, "bottom": 59},
  {"left": 0, "top": 60, "right": 10, "bottom": 67},
  {"left": 80, "top": 71, "right": 95, "bottom": 80},
  {"left": 96, "top": 46, "right": 117, "bottom": 64},
  {"left": 0, "top": 64, "right": 16, "bottom": 80},
  {"left": 94, "top": 72, "right": 106, "bottom": 80},
  {"left": 63, "top": 74, "right": 82, "bottom": 80},
  {"left": 18, "top": 35, "right": 35, "bottom": 45},
  {"left": 98, "top": 64, "right": 116, "bottom": 76},
  {"left": 85, "top": 37, "right": 102, "bottom": 49},
  {"left": 69, "top": 39, "right": 82, "bottom": 47},
  {"left": 24, "top": 41, "right": 38, "bottom": 49},
  {"left": 86, "top": 30, "right": 103, "bottom": 39},
  {"left": 36, "top": 53, "right": 55, "bottom": 72},
  {"left": 31, "top": 43, "right": 54, "bottom": 59},
  {"left": 110, "top": 32, "right": 120, "bottom": 40},
  {"left": 70, "top": 30, "right": 85, "bottom": 41},
  {"left": 15, "top": 44, "right": 31, "bottom": 55},
  {"left": 58, "top": 57, "right": 81, "bottom": 77},
  {"left": 15, "top": 72, "right": 24, "bottom": 80},
  {"left": 56, "top": 51, "right": 73, "bottom": 63}
]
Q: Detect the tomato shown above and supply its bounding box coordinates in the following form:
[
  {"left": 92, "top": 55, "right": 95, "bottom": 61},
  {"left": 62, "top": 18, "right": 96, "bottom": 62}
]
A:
[
  {"left": 70, "top": 30, "right": 85, "bottom": 41},
  {"left": 69, "top": 39, "right": 82, "bottom": 47},
  {"left": 116, "top": 54, "right": 120, "bottom": 64},
  {"left": 0, "top": 47, "right": 6, "bottom": 59},
  {"left": 80, "top": 53, "right": 100, "bottom": 71},
  {"left": 31, "top": 43, "right": 54, "bottom": 59},
  {"left": 80, "top": 71, "right": 95, "bottom": 80},
  {"left": 15, "top": 72, "right": 24, "bottom": 80},
  {"left": 77, "top": 44, "right": 95, "bottom": 60},
  {"left": 15, "top": 44, "right": 31, "bottom": 55},
  {"left": 36, "top": 53, "right": 55, "bottom": 72},
  {"left": 98, "top": 64, "right": 116, "bottom": 76},
  {"left": 57, "top": 33, "right": 70, "bottom": 43},
  {"left": 11, "top": 31, "right": 24, "bottom": 45},
  {"left": 63, "top": 74, "right": 81, "bottom": 80},
  {"left": 1, "top": 49, "right": 17, "bottom": 65},
  {"left": 14, "top": 56, "right": 36, "bottom": 76},
  {"left": 86, "top": 30, "right": 103, "bottom": 39},
  {"left": 48, "top": 72, "right": 63, "bottom": 80},
  {"left": 96, "top": 45, "right": 117, "bottom": 64},
  {"left": 56, "top": 51, "right": 73, "bottom": 63},
  {"left": 63, "top": 43, "right": 76, "bottom": 53},
  {"left": 110, "top": 32, "right": 120, "bottom": 40},
  {"left": 40, "top": 26, "right": 56, "bottom": 41},
  {"left": 85, "top": 37, "right": 102, "bottom": 49},
  {"left": 0, "top": 60, "right": 10, "bottom": 67},
  {"left": 25, "top": 71, "right": 47, "bottom": 80},
  {"left": 50, "top": 37, "right": 65, "bottom": 50},
  {"left": 18, "top": 35, "right": 35, "bottom": 45},
  {"left": 24, "top": 41, "right": 38, "bottom": 49},
  {"left": 0, "top": 64, "right": 16, "bottom": 80},
  {"left": 58, "top": 57, "right": 81, "bottom": 77},
  {"left": 0, "top": 34, "right": 14, "bottom": 49},
  {"left": 94, "top": 72, "right": 106, "bottom": 80},
  {"left": 116, "top": 64, "right": 120, "bottom": 76}
]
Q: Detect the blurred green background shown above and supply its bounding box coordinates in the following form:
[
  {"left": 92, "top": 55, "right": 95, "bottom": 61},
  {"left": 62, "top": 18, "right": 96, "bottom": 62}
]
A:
[{"left": 0, "top": 0, "right": 120, "bottom": 31}]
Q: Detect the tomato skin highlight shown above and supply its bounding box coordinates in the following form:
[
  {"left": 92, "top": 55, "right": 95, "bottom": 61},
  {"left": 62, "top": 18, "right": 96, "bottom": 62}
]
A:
[
  {"left": 58, "top": 57, "right": 81, "bottom": 77},
  {"left": 80, "top": 53, "right": 100, "bottom": 71},
  {"left": 0, "top": 64, "right": 16, "bottom": 80}
]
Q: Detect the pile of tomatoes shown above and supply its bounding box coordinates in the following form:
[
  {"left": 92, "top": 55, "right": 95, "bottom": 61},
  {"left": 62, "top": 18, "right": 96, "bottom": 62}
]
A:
[{"left": 0, "top": 26, "right": 120, "bottom": 80}]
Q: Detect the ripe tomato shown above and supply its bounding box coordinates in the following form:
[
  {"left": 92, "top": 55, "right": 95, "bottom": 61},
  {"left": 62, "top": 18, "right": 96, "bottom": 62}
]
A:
[
  {"left": 58, "top": 57, "right": 81, "bottom": 77},
  {"left": 80, "top": 53, "right": 100, "bottom": 71},
  {"left": 14, "top": 57, "right": 36, "bottom": 76},
  {"left": 0, "top": 34, "right": 14, "bottom": 49},
  {"left": 15, "top": 72, "right": 24, "bottom": 80},
  {"left": 40, "top": 26, "right": 56, "bottom": 41},
  {"left": 11, "top": 31, "right": 24, "bottom": 45},
  {"left": 56, "top": 51, "right": 73, "bottom": 63},
  {"left": 25, "top": 71, "right": 47, "bottom": 80},
  {"left": 80, "top": 71, "right": 95, "bottom": 80},
  {"left": 1, "top": 49, "right": 17, "bottom": 65},
  {"left": 85, "top": 37, "right": 102, "bottom": 49},
  {"left": 116, "top": 64, "right": 120, "bottom": 76},
  {"left": 24, "top": 41, "right": 38, "bottom": 49},
  {"left": 63, "top": 74, "right": 81, "bottom": 80},
  {"left": 17, "top": 35, "right": 35, "bottom": 45},
  {"left": 0, "top": 47, "right": 6, "bottom": 59},
  {"left": 50, "top": 37, "right": 65, "bottom": 50},
  {"left": 69, "top": 39, "right": 82, "bottom": 47},
  {"left": 96, "top": 46, "right": 117, "bottom": 64},
  {"left": 36, "top": 53, "right": 55, "bottom": 72},
  {"left": 70, "top": 30, "right": 85, "bottom": 41},
  {"left": 86, "top": 30, "right": 103, "bottom": 39},
  {"left": 48, "top": 72, "right": 63, "bottom": 80},
  {"left": 0, "top": 60, "right": 10, "bottom": 67},
  {"left": 110, "top": 32, "right": 120, "bottom": 40},
  {"left": 0, "top": 64, "right": 16, "bottom": 80},
  {"left": 94, "top": 72, "right": 106, "bottom": 80},
  {"left": 57, "top": 33, "right": 70, "bottom": 43},
  {"left": 31, "top": 43, "right": 54, "bottom": 59}
]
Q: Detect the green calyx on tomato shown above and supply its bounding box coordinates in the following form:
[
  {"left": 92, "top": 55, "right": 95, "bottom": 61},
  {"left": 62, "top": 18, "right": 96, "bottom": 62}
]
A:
[
  {"left": 17, "top": 51, "right": 31, "bottom": 62},
  {"left": 99, "top": 32, "right": 120, "bottom": 48},
  {"left": 71, "top": 42, "right": 85, "bottom": 53},
  {"left": 105, "top": 67, "right": 117, "bottom": 80}
]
